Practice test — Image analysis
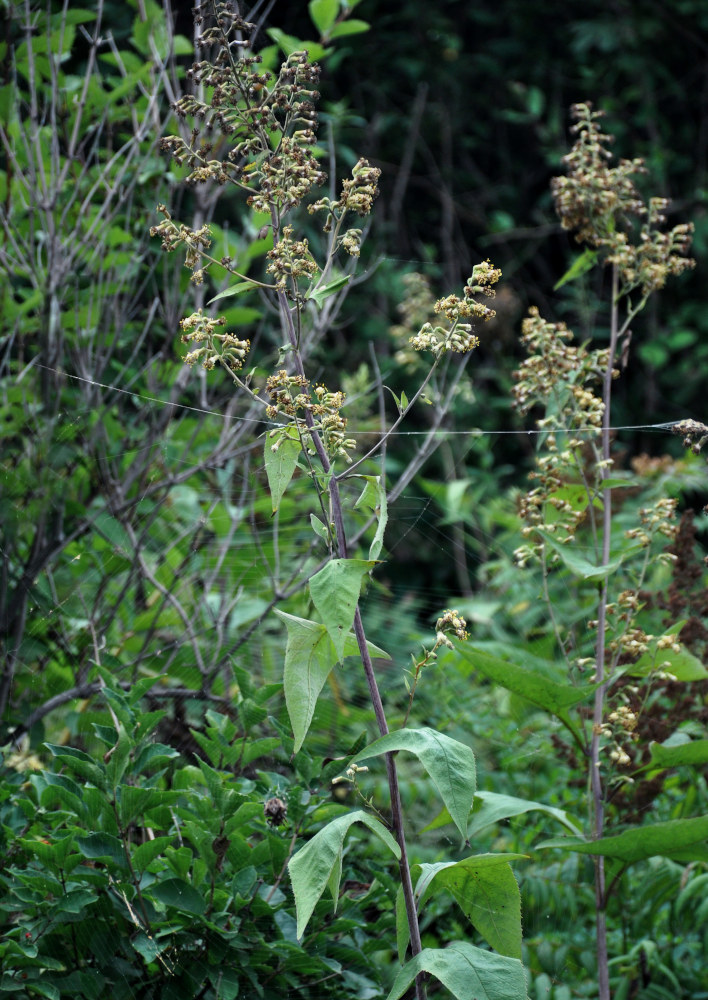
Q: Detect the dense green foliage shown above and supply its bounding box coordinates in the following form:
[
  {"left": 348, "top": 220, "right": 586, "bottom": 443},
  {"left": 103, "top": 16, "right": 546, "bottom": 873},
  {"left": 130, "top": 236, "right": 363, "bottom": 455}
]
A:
[{"left": 2, "top": 2, "right": 708, "bottom": 999}]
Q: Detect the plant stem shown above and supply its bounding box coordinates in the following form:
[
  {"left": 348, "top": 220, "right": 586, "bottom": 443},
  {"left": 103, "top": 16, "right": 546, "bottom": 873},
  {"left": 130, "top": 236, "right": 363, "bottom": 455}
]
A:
[
  {"left": 591, "top": 263, "right": 620, "bottom": 1000},
  {"left": 275, "top": 285, "right": 426, "bottom": 999}
]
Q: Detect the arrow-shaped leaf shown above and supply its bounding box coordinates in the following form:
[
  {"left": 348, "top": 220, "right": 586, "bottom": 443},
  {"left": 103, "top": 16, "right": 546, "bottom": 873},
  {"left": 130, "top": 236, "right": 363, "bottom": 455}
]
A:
[
  {"left": 413, "top": 854, "right": 524, "bottom": 959},
  {"left": 351, "top": 727, "right": 476, "bottom": 841},
  {"left": 264, "top": 425, "right": 301, "bottom": 512},
  {"left": 309, "top": 558, "right": 375, "bottom": 662},
  {"left": 289, "top": 810, "right": 400, "bottom": 938},
  {"left": 386, "top": 941, "right": 527, "bottom": 1000},
  {"left": 275, "top": 610, "right": 389, "bottom": 753}
]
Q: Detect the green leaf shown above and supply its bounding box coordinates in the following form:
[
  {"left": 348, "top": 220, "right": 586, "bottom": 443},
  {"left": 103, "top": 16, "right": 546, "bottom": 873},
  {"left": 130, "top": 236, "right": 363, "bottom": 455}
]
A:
[
  {"left": 422, "top": 790, "right": 582, "bottom": 838},
  {"left": 267, "top": 27, "right": 328, "bottom": 62},
  {"left": 627, "top": 626, "right": 708, "bottom": 681},
  {"left": 310, "top": 513, "right": 331, "bottom": 544},
  {"left": 386, "top": 941, "right": 527, "bottom": 1000},
  {"left": 132, "top": 836, "right": 175, "bottom": 870},
  {"left": 540, "top": 532, "right": 623, "bottom": 581},
  {"left": 308, "top": 558, "right": 375, "bottom": 662},
  {"left": 264, "top": 425, "right": 301, "bottom": 512},
  {"left": 75, "top": 833, "right": 128, "bottom": 869},
  {"left": 276, "top": 610, "right": 336, "bottom": 754},
  {"left": 149, "top": 877, "right": 206, "bottom": 915},
  {"left": 275, "top": 610, "right": 389, "bottom": 753},
  {"left": 354, "top": 476, "right": 388, "bottom": 561},
  {"left": 207, "top": 282, "right": 253, "bottom": 304},
  {"left": 414, "top": 854, "right": 524, "bottom": 959},
  {"left": 307, "top": 274, "right": 351, "bottom": 308},
  {"left": 455, "top": 645, "right": 599, "bottom": 735},
  {"left": 539, "top": 815, "right": 708, "bottom": 865},
  {"left": 648, "top": 738, "right": 708, "bottom": 770},
  {"left": 44, "top": 743, "right": 108, "bottom": 792},
  {"left": 309, "top": 0, "right": 338, "bottom": 35},
  {"left": 351, "top": 728, "right": 476, "bottom": 841},
  {"left": 553, "top": 248, "right": 599, "bottom": 290},
  {"left": 329, "top": 19, "right": 370, "bottom": 38},
  {"left": 288, "top": 809, "right": 400, "bottom": 938}
]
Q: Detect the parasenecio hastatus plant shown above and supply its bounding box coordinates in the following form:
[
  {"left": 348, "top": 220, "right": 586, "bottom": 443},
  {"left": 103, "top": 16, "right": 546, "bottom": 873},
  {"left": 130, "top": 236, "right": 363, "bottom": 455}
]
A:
[
  {"left": 152, "top": 4, "right": 525, "bottom": 1000},
  {"left": 479, "top": 102, "right": 698, "bottom": 1000}
]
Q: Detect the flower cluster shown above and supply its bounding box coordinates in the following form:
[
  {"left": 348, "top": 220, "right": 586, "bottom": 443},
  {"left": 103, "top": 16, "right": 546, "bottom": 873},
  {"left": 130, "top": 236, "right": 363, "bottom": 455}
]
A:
[
  {"left": 409, "top": 263, "right": 500, "bottom": 356},
  {"left": 551, "top": 102, "right": 694, "bottom": 296},
  {"left": 150, "top": 206, "right": 215, "bottom": 284},
  {"left": 265, "top": 371, "right": 355, "bottom": 462},
  {"left": 309, "top": 158, "right": 381, "bottom": 232},
  {"left": 180, "top": 310, "right": 250, "bottom": 371},
  {"left": 156, "top": 4, "right": 326, "bottom": 216},
  {"left": 435, "top": 609, "right": 469, "bottom": 648},
  {"left": 266, "top": 225, "right": 319, "bottom": 291}
]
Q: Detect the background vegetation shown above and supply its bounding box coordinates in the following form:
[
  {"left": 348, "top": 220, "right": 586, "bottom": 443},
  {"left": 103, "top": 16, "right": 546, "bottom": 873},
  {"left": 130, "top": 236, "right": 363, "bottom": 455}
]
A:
[{"left": 1, "top": 1, "right": 708, "bottom": 998}]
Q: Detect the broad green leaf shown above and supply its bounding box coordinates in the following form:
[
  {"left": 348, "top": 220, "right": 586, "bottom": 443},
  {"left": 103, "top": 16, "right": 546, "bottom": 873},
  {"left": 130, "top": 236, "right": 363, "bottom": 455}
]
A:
[
  {"left": 289, "top": 810, "right": 400, "bottom": 938},
  {"left": 308, "top": 558, "right": 375, "bottom": 662},
  {"left": 275, "top": 609, "right": 389, "bottom": 753},
  {"left": 553, "top": 247, "right": 598, "bottom": 290},
  {"left": 309, "top": 0, "right": 337, "bottom": 35},
  {"left": 455, "top": 645, "right": 599, "bottom": 735},
  {"left": 267, "top": 27, "right": 328, "bottom": 62},
  {"left": 414, "top": 854, "right": 524, "bottom": 959},
  {"left": 422, "top": 790, "right": 582, "bottom": 838},
  {"left": 540, "top": 532, "right": 622, "bottom": 581},
  {"left": 539, "top": 815, "right": 708, "bottom": 864},
  {"left": 149, "top": 877, "right": 206, "bottom": 915},
  {"left": 75, "top": 833, "right": 128, "bottom": 869},
  {"left": 132, "top": 836, "right": 175, "bottom": 870},
  {"left": 307, "top": 274, "right": 351, "bottom": 308},
  {"left": 648, "top": 738, "right": 708, "bottom": 769},
  {"left": 354, "top": 475, "right": 388, "bottom": 560},
  {"left": 264, "top": 425, "right": 301, "bottom": 512},
  {"left": 329, "top": 19, "right": 370, "bottom": 38},
  {"left": 386, "top": 941, "right": 527, "bottom": 1000},
  {"left": 207, "top": 281, "right": 253, "bottom": 304},
  {"left": 277, "top": 611, "right": 337, "bottom": 754},
  {"left": 627, "top": 625, "right": 708, "bottom": 681},
  {"left": 351, "top": 728, "right": 476, "bottom": 840}
]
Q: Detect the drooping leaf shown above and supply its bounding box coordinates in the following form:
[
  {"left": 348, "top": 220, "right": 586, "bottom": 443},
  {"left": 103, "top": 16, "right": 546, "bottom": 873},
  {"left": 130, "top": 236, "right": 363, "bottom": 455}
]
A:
[
  {"left": 308, "top": 558, "right": 376, "bottom": 662},
  {"left": 289, "top": 810, "right": 400, "bottom": 938},
  {"left": 386, "top": 941, "right": 527, "bottom": 1000},
  {"left": 539, "top": 815, "right": 708, "bottom": 864},
  {"left": 264, "top": 425, "right": 301, "bottom": 512},
  {"left": 351, "top": 728, "right": 476, "bottom": 840},
  {"left": 275, "top": 610, "right": 389, "bottom": 753},
  {"left": 422, "top": 790, "right": 582, "bottom": 838},
  {"left": 354, "top": 475, "right": 388, "bottom": 560},
  {"left": 414, "top": 854, "right": 524, "bottom": 959}
]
